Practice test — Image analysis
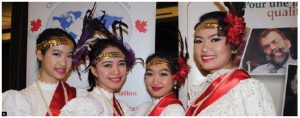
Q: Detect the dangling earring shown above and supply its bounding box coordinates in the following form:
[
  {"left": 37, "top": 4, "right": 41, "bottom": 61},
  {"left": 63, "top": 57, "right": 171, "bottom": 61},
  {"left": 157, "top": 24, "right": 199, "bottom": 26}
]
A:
[
  {"left": 174, "top": 85, "right": 177, "bottom": 90},
  {"left": 231, "top": 49, "right": 238, "bottom": 54},
  {"left": 173, "top": 81, "right": 178, "bottom": 90}
]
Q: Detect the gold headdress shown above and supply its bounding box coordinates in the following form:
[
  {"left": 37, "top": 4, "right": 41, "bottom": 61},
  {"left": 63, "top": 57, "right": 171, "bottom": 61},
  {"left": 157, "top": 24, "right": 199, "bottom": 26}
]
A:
[
  {"left": 92, "top": 51, "right": 125, "bottom": 65},
  {"left": 196, "top": 19, "right": 219, "bottom": 31},
  {"left": 36, "top": 37, "right": 74, "bottom": 50},
  {"left": 146, "top": 58, "right": 169, "bottom": 68}
]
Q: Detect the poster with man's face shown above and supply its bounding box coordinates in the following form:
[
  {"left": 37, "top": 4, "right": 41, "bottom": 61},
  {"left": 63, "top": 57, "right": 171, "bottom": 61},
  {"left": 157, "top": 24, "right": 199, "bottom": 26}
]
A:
[{"left": 240, "top": 28, "right": 297, "bottom": 75}]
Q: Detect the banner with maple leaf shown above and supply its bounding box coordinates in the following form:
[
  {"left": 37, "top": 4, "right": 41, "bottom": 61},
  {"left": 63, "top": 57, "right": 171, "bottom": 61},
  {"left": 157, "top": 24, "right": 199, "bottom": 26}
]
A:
[
  {"left": 30, "top": 19, "right": 42, "bottom": 32},
  {"left": 27, "top": 2, "right": 156, "bottom": 109},
  {"left": 135, "top": 19, "right": 148, "bottom": 33}
]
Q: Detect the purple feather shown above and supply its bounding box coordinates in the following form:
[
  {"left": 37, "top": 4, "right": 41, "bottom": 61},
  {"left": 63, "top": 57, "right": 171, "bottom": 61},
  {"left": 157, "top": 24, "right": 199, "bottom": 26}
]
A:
[{"left": 72, "top": 2, "right": 142, "bottom": 77}]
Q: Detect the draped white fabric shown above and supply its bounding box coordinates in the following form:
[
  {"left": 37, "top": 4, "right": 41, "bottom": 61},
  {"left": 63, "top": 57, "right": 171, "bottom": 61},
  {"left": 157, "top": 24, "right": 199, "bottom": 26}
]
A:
[
  {"left": 60, "top": 87, "right": 133, "bottom": 116},
  {"left": 135, "top": 97, "right": 185, "bottom": 116},
  {"left": 2, "top": 81, "right": 87, "bottom": 116}
]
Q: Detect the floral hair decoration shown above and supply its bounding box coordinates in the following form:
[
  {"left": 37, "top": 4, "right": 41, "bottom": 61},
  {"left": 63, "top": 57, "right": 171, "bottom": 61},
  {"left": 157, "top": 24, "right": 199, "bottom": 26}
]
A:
[{"left": 224, "top": 2, "right": 246, "bottom": 47}]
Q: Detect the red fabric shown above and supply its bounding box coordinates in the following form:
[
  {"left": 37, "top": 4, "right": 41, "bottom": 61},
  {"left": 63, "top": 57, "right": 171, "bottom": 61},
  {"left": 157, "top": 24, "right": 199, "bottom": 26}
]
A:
[
  {"left": 185, "top": 69, "right": 250, "bottom": 116},
  {"left": 148, "top": 93, "right": 183, "bottom": 116},
  {"left": 224, "top": 12, "right": 246, "bottom": 47},
  {"left": 46, "top": 82, "right": 76, "bottom": 116},
  {"left": 172, "top": 56, "right": 190, "bottom": 87},
  {"left": 113, "top": 95, "right": 124, "bottom": 116}
]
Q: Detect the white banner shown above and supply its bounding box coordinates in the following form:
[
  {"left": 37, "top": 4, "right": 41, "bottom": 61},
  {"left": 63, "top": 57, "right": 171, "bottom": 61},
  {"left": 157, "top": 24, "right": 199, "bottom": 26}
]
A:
[
  {"left": 179, "top": 2, "right": 297, "bottom": 115},
  {"left": 27, "top": 2, "right": 155, "bottom": 108}
]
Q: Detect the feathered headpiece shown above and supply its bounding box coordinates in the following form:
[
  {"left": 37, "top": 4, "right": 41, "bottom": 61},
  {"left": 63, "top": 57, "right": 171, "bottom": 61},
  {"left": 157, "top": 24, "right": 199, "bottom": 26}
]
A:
[
  {"left": 72, "top": 3, "right": 139, "bottom": 79},
  {"left": 172, "top": 30, "right": 190, "bottom": 87},
  {"left": 223, "top": 2, "right": 247, "bottom": 66}
]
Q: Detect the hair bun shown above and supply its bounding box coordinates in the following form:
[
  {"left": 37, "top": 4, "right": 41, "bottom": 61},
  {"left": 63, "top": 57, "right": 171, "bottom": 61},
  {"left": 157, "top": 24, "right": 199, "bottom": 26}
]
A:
[{"left": 224, "top": 2, "right": 245, "bottom": 17}]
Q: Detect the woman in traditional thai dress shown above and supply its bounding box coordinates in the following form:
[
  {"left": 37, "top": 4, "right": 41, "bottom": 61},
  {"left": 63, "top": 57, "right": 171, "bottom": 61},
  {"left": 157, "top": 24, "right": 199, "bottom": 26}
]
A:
[
  {"left": 60, "top": 39, "right": 135, "bottom": 116},
  {"left": 2, "top": 28, "right": 87, "bottom": 116},
  {"left": 185, "top": 2, "right": 276, "bottom": 116},
  {"left": 60, "top": 4, "right": 137, "bottom": 116},
  {"left": 136, "top": 33, "right": 190, "bottom": 116}
]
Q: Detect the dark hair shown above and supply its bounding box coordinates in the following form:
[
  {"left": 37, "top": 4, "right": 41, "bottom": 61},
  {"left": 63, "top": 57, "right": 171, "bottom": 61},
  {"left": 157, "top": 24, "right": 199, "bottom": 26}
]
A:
[
  {"left": 87, "top": 39, "right": 129, "bottom": 92},
  {"left": 145, "top": 52, "right": 179, "bottom": 75},
  {"left": 194, "top": 2, "right": 247, "bottom": 30},
  {"left": 194, "top": 2, "right": 246, "bottom": 51},
  {"left": 194, "top": 11, "right": 227, "bottom": 35},
  {"left": 36, "top": 28, "right": 75, "bottom": 69}
]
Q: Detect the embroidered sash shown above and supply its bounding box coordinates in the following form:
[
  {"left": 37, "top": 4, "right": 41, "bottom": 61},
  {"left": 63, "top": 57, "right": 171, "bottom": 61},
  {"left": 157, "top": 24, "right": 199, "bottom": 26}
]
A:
[
  {"left": 113, "top": 95, "right": 125, "bottom": 116},
  {"left": 46, "top": 82, "right": 76, "bottom": 116},
  {"left": 148, "top": 93, "right": 183, "bottom": 116},
  {"left": 185, "top": 69, "right": 250, "bottom": 116}
]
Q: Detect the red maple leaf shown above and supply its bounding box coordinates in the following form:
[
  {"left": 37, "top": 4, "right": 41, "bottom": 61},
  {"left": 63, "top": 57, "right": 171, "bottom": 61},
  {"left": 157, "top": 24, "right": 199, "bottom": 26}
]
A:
[
  {"left": 31, "top": 19, "right": 42, "bottom": 32},
  {"left": 135, "top": 19, "right": 147, "bottom": 33}
]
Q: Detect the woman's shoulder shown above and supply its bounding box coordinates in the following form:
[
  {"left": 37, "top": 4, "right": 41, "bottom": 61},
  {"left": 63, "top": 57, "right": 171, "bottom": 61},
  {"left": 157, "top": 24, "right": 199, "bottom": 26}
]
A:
[
  {"left": 162, "top": 104, "right": 185, "bottom": 116},
  {"left": 239, "top": 77, "right": 266, "bottom": 88},
  {"left": 3, "top": 90, "right": 26, "bottom": 103},
  {"left": 63, "top": 95, "right": 98, "bottom": 108},
  {"left": 133, "top": 101, "right": 152, "bottom": 116},
  {"left": 235, "top": 78, "right": 276, "bottom": 115},
  {"left": 2, "top": 89, "right": 32, "bottom": 115},
  {"left": 3, "top": 89, "right": 21, "bottom": 98},
  {"left": 3, "top": 84, "right": 36, "bottom": 102},
  {"left": 75, "top": 88, "right": 89, "bottom": 97},
  {"left": 60, "top": 94, "right": 103, "bottom": 116},
  {"left": 237, "top": 77, "right": 272, "bottom": 97},
  {"left": 136, "top": 101, "right": 153, "bottom": 111}
]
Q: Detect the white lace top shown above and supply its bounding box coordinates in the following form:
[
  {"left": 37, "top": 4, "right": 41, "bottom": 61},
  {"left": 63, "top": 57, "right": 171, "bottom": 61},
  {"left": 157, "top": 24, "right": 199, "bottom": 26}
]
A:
[
  {"left": 135, "top": 97, "right": 185, "bottom": 116},
  {"left": 187, "top": 69, "right": 276, "bottom": 116},
  {"left": 2, "top": 81, "right": 88, "bottom": 116},
  {"left": 60, "top": 86, "right": 133, "bottom": 116}
]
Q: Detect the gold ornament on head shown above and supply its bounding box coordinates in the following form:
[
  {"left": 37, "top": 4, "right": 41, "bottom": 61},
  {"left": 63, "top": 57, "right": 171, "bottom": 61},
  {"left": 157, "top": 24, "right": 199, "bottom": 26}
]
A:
[
  {"left": 147, "top": 59, "right": 169, "bottom": 68},
  {"left": 93, "top": 51, "right": 125, "bottom": 65},
  {"left": 196, "top": 19, "right": 219, "bottom": 31},
  {"left": 36, "top": 37, "right": 74, "bottom": 51}
]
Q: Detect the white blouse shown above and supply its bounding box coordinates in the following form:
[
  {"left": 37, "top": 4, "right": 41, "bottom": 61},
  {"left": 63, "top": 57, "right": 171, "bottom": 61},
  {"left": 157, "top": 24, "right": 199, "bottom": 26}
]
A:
[
  {"left": 2, "top": 81, "right": 88, "bottom": 116},
  {"left": 135, "top": 97, "right": 185, "bottom": 116},
  {"left": 60, "top": 86, "right": 133, "bottom": 116},
  {"left": 188, "top": 69, "right": 276, "bottom": 116}
]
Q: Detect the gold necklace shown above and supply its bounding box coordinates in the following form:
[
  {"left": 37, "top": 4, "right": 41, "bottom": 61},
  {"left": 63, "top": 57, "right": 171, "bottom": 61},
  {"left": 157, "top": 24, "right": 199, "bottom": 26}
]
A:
[{"left": 35, "top": 80, "right": 68, "bottom": 116}]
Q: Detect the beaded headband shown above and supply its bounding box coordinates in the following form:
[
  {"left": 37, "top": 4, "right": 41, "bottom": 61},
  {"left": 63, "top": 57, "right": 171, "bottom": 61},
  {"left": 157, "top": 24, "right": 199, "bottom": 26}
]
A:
[
  {"left": 92, "top": 51, "right": 125, "bottom": 65},
  {"left": 36, "top": 37, "right": 74, "bottom": 50},
  {"left": 196, "top": 19, "right": 220, "bottom": 31},
  {"left": 146, "top": 59, "right": 169, "bottom": 68}
]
